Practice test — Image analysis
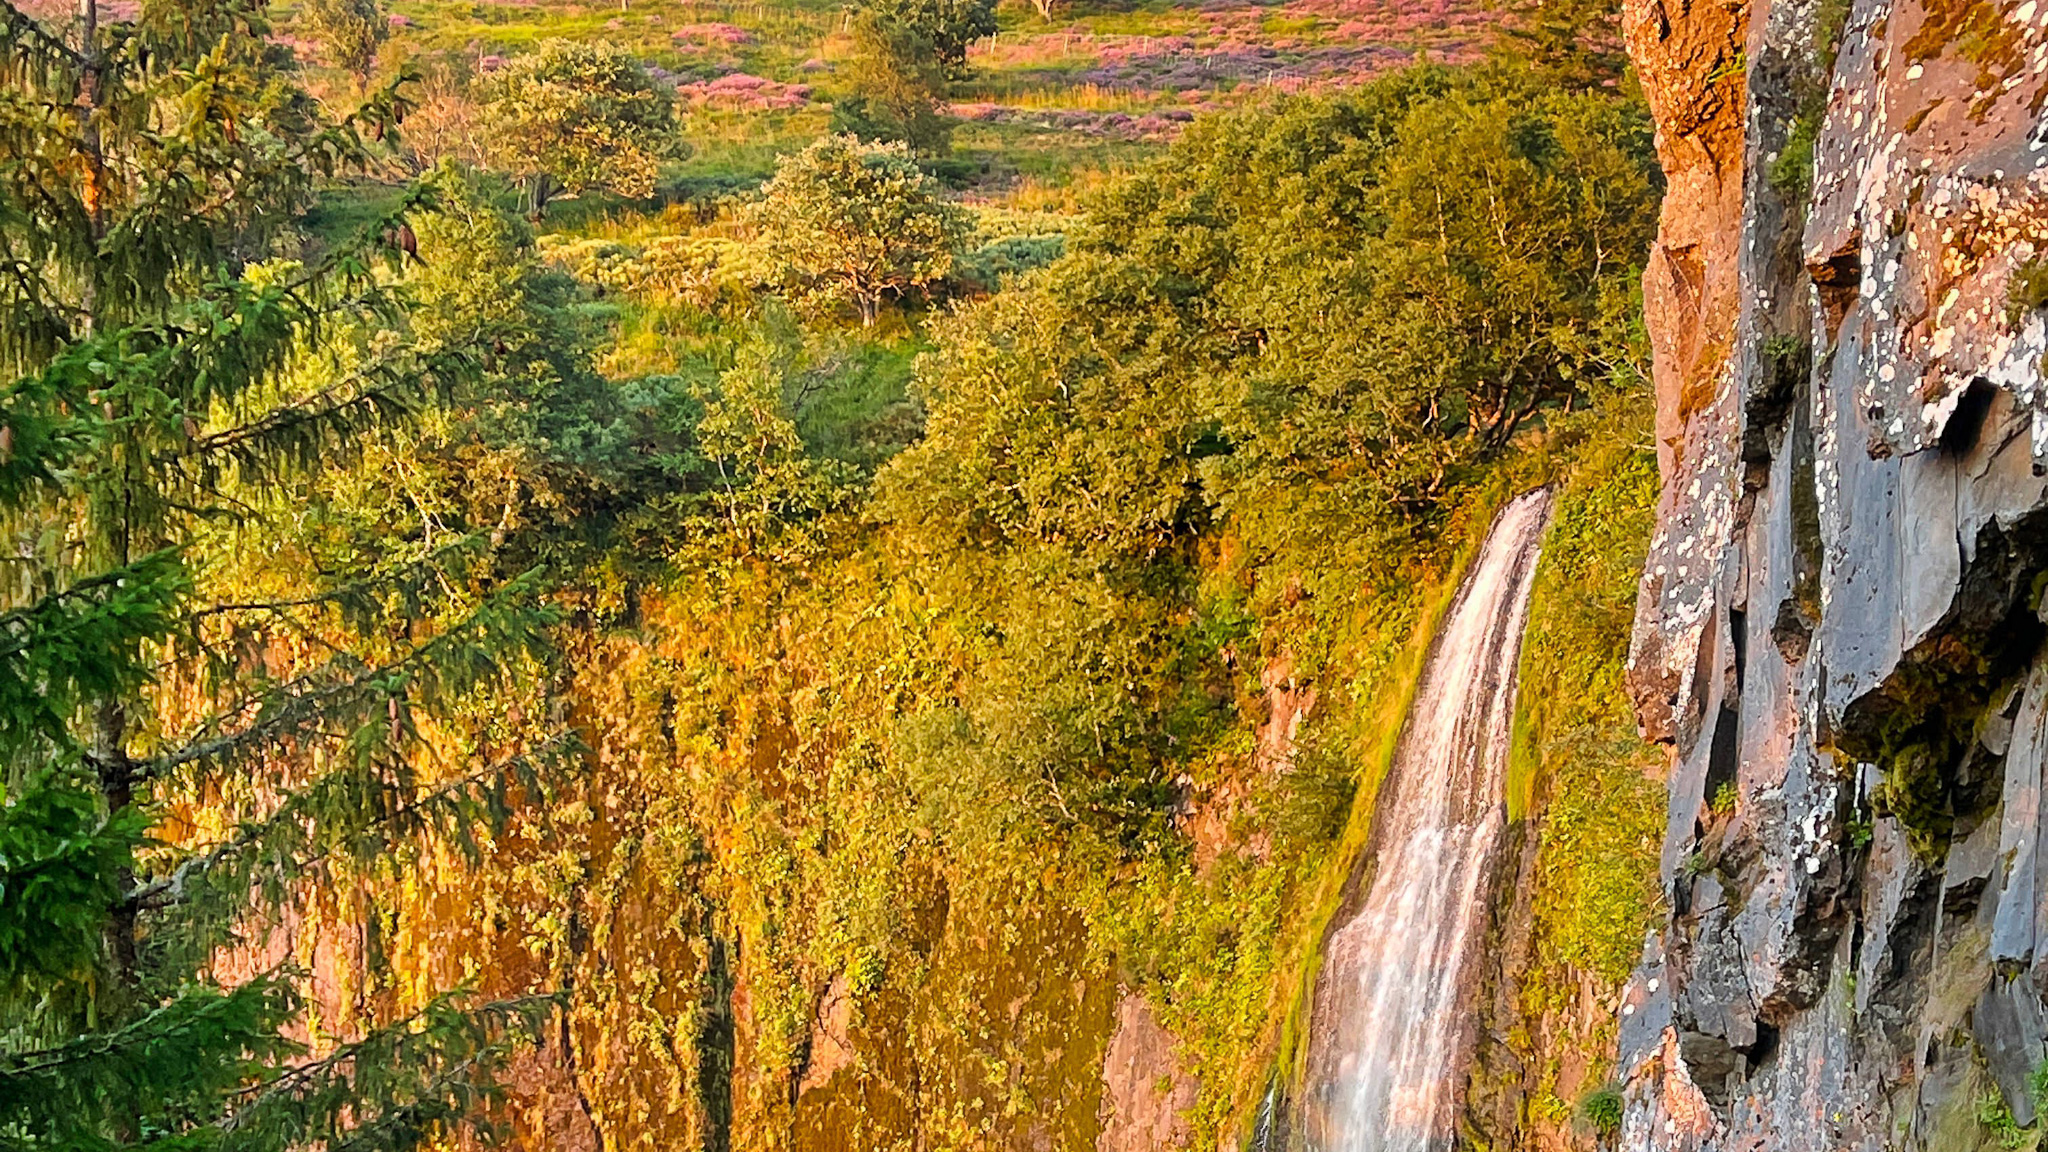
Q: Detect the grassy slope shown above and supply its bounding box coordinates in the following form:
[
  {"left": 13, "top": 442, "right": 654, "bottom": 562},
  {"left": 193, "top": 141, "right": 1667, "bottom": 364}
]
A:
[{"left": 285, "top": 0, "right": 1492, "bottom": 199}]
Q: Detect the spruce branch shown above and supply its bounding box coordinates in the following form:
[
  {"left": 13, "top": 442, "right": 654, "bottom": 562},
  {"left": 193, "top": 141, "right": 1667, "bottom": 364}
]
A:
[
  {"left": 111, "top": 571, "right": 555, "bottom": 787},
  {"left": 126, "top": 730, "right": 580, "bottom": 913}
]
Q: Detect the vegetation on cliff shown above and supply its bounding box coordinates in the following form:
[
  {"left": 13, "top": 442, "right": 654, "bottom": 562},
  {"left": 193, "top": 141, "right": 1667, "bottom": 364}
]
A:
[{"left": 0, "top": 0, "right": 1663, "bottom": 1145}]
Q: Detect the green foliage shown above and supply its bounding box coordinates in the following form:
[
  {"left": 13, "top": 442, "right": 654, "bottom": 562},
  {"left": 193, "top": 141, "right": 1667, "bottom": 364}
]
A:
[
  {"left": 1579, "top": 1080, "right": 1625, "bottom": 1136},
  {"left": 833, "top": 11, "right": 958, "bottom": 155},
  {"left": 1516, "top": 433, "right": 1663, "bottom": 979},
  {"left": 0, "top": 0, "right": 1668, "bottom": 1137},
  {"left": 1846, "top": 816, "right": 1875, "bottom": 849},
  {"left": 0, "top": 554, "right": 188, "bottom": 755},
  {"left": 883, "top": 66, "right": 1658, "bottom": 583},
  {"left": 1770, "top": 0, "right": 1849, "bottom": 205},
  {"left": 1978, "top": 1087, "right": 2035, "bottom": 1150},
  {"left": 1265, "top": 737, "right": 1359, "bottom": 852},
  {"left": 479, "top": 39, "right": 684, "bottom": 216},
  {"left": 747, "top": 135, "right": 971, "bottom": 325},
  {"left": 955, "top": 233, "right": 1066, "bottom": 290},
  {"left": 2011, "top": 259, "right": 2048, "bottom": 322},
  {"left": 0, "top": 780, "right": 147, "bottom": 999},
  {"left": 303, "top": 0, "right": 388, "bottom": 79},
  {"left": 1711, "top": 780, "right": 1739, "bottom": 814},
  {"left": 850, "top": 0, "right": 996, "bottom": 78},
  {"left": 1769, "top": 109, "right": 1819, "bottom": 202},
  {"left": 1494, "top": 0, "right": 1631, "bottom": 90},
  {"left": 0, "top": 5, "right": 573, "bottom": 1150}
]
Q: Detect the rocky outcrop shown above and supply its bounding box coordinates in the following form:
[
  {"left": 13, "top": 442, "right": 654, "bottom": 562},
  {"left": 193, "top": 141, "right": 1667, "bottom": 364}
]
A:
[
  {"left": 1623, "top": 0, "right": 2048, "bottom": 1141},
  {"left": 1098, "top": 993, "right": 1198, "bottom": 1152}
]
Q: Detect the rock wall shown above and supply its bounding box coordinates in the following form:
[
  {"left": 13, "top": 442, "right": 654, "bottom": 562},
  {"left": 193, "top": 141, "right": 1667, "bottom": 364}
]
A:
[{"left": 1621, "top": 0, "right": 2048, "bottom": 1142}]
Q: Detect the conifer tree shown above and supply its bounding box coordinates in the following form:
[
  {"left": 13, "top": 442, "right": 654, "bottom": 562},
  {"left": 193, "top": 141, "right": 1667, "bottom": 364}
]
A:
[{"left": 0, "top": 0, "right": 561, "bottom": 1147}]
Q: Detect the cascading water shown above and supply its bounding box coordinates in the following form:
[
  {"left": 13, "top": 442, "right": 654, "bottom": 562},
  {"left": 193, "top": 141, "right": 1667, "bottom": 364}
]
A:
[{"left": 1301, "top": 488, "right": 1554, "bottom": 1152}]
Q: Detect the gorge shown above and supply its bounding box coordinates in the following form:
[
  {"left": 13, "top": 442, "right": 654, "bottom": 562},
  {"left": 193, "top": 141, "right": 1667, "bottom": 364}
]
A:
[{"left": 17, "top": 0, "right": 2048, "bottom": 1140}]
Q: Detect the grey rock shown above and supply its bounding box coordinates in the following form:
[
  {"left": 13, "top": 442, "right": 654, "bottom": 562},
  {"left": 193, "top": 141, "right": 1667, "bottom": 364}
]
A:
[
  {"left": 1973, "top": 974, "right": 2047, "bottom": 1127},
  {"left": 1619, "top": 0, "right": 2048, "bottom": 1134}
]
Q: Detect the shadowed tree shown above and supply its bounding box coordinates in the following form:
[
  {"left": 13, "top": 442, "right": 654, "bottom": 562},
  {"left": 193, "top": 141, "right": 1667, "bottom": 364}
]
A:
[
  {"left": 302, "top": 0, "right": 388, "bottom": 81},
  {"left": 0, "top": 0, "right": 566, "bottom": 1147},
  {"left": 831, "top": 10, "right": 955, "bottom": 155}
]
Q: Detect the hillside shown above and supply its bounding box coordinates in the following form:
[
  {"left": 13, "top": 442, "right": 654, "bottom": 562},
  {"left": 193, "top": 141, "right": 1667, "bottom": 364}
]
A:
[{"left": 0, "top": 1, "right": 1672, "bottom": 1151}]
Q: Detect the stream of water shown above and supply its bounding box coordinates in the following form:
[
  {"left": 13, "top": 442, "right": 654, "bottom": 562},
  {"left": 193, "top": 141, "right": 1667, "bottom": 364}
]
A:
[{"left": 1302, "top": 488, "right": 1554, "bottom": 1152}]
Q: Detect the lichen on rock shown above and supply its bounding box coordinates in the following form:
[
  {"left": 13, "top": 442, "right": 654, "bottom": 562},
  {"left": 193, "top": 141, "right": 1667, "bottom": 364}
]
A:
[{"left": 1622, "top": 0, "right": 2048, "bottom": 1140}]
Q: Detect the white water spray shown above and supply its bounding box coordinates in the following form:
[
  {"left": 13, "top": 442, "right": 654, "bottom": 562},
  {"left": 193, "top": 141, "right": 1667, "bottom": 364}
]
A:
[{"left": 1302, "top": 488, "right": 1553, "bottom": 1152}]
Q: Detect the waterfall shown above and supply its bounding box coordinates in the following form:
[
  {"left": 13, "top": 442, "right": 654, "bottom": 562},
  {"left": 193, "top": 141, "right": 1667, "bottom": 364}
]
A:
[{"left": 1301, "top": 488, "right": 1554, "bottom": 1152}]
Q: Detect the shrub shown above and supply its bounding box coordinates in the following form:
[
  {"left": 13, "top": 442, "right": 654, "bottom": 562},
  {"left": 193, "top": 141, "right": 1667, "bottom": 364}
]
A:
[{"left": 1579, "top": 1082, "right": 1625, "bottom": 1136}]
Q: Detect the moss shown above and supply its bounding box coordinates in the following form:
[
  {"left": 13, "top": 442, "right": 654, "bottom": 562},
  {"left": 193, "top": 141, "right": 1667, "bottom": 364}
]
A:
[
  {"left": 1476, "top": 401, "right": 1664, "bottom": 1148},
  {"left": 1769, "top": 109, "right": 1820, "bottom": 202},
  {"left": 1769, "top": 0, "right": 1848, "bottom": 207},
  {"left": 1904, "top": 99, "right": 1945, "bottom": 134},
  {"left": 2009, "top": 258, "right": 2048, "bottom": 325},
  {"left": 1578, "top": 1081, "right": 1625, "bottom": 1136},
  {"left": 1872, "top": 742, "right": 1953, "bottom": 860},
  {"left": 1839, "top": 597, "right": 2039, "bottom": 863},
  {"left": 1905, "top": 0, "right": 2026, "bottom": 95},
  {"left": 1710, "top": 780, "right": 1739, "bottom": 814}
]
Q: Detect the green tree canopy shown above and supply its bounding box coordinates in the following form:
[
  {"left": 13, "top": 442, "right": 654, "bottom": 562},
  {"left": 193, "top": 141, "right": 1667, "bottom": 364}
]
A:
[
  {"left": 831, "top": 10, "right": 956, "bottom": 155},
  {"left": 878, "top": 66, "right": 1659, "bottom": 568},
  {"left": 302, "top": 0, "right": 387, "bottom": 80},
  {"left": 479, "top": 39, "right": 683, "bottom": 217},
  {"left": 747, "top": 135, "right": 969, "bottom": 327},
  {"left": 848, "top": 0, "right": 994, "bottom": 78}
]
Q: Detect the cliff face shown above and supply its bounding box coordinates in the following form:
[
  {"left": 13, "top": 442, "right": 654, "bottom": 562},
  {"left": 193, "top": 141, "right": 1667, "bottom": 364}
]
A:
[{"left": 1622, "top": 0, "right": 2048, "bottom": 1141}]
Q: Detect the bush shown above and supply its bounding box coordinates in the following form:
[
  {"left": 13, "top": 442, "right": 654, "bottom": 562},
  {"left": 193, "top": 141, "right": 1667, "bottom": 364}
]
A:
[
  {"left": 1579, "top": 1082, "right": 1625, "bottom": 1136},
  {"left": 954, "top": 234, "right": 1064, "bottom": 291},
  {"left": 747, "top": 135, "right": 969, "bottom": 326},
  {"left": 479, "top": 40, "right": 683, "bottom": 216}
]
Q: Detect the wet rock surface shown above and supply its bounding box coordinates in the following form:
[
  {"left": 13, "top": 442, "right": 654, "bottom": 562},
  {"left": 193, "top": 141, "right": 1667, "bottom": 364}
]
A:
[{"left": 1623, "top": 0, "right": 2048, "bottom": 1139}]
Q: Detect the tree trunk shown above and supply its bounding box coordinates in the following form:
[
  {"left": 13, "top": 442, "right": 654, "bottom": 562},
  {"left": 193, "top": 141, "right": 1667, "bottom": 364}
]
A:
[{"left": 529, "top": 172, "right": 555, "bottom": 220}]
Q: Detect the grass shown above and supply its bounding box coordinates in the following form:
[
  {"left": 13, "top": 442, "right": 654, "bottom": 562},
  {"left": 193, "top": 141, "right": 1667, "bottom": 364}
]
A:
[
  {"left": 284, "top": 0, "right": 1491, "bottom": 205},
  {"left": 1490, "top": 400, "right": 1666, "bottom": 1142}
]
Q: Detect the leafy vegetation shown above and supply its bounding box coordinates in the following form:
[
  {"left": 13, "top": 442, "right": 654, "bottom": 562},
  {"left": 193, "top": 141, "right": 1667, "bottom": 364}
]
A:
[
  {"left": 479, "top": 38, "right": 687, "bottom": 215},
  {"left": 1498, "top": 369, "right": 1665, "bottom": 1123},
  {"left": 749, "top": 135, "right": 971, "bottom": 325},
  {"left": 1580, "top": 1080, "right": 1626, "bottom": 1136},
  {"left": 0, "top": 1, "right": 568, "bottom": 1147},
  {"left": 0, "top": 0, "right": 1667, "bottom": 1142},
  {"left": 303, "top": 0, "right": 388, "bottom": 79}
]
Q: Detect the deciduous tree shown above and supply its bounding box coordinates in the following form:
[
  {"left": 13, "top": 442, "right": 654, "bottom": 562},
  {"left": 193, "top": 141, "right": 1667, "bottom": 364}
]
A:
[
  {"left": 303, "top": 0, "right": 387, "bottom": 80},
  {"left": 748, "top": 135, "right": 968, "bottom": 326},
  {"left": 848, "top": 0, "right": 994, "bottom": 78},
  {"left": 479, "top": 39, "right": 683, "bottom": 217},
  {"left": 831, "top": 10, "right": 955, "bottom": 154}
]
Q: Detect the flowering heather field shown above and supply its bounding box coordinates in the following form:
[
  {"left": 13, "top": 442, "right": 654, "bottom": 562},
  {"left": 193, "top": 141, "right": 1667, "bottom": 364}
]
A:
[
  {"left": 18, "top": 0, "right": 1490, "bottom": 195},
  {"left": 256, "top": 0, "right": 1489, "bottom": 191}
]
